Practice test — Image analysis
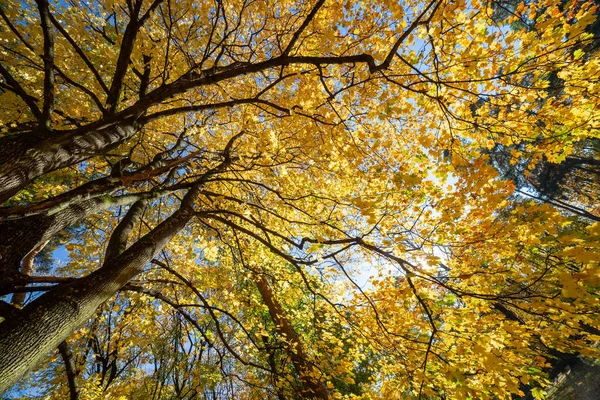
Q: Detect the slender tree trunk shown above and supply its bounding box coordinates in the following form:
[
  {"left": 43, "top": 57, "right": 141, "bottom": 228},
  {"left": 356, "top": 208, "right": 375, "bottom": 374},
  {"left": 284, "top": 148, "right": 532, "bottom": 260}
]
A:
[
  {"left": 254, "top": 274, "right": 329, "bottom": 399},
  {"left": 0, "top": 193, "right": 195, "bottom": 393},
  {"left": 58, "top": 341, "right": 79, "bottom": 400},
  {"left": 0, "top": 123, "right": 137, "bottom": 204}
]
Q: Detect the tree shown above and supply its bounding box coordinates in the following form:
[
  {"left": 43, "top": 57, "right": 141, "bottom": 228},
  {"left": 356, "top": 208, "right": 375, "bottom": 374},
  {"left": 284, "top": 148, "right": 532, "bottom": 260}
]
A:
[
  {"left": 0, "top": 0, "right": 599, "bottom": 398},
  {"left": 485, "top": 0, "right": 600, "bottom": 222}
]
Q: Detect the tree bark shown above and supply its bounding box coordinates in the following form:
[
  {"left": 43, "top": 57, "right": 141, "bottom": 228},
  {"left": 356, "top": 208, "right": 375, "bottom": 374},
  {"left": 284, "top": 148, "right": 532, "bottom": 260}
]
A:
[
  {"left": 0, "top": 187, "right": 178, "bottom": 292},
  {"left": 0, "top": 194, "right": 138, "bottom": 289},
  {"left": 104, "top": 200, "right": 147, "bottom": 262},
  {"left": 0, "top": 187, "right": 198, "bottom": 393},
  {"left": 0, "top": 123, "right": 136, "bottom": 204}
]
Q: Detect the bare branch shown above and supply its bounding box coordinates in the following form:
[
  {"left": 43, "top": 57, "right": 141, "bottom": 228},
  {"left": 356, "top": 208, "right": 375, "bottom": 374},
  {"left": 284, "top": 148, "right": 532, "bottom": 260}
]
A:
[
  {"left": 49, "top": 13, "right": 109, "bottom": 95},
  {"left": 377, "top": 0, "right": 441, "bottom": 71},
  {"left": 281, "top": 0, "right": 326, "bottom": 56},
  {"left": 0, "top": 64, "right": 42, "bottom": 121},
  {"left": 35, "top": 0, "right": 55, "bottom": 129},
  {"left": 57, "top": 341, "right": 79, "bottom": 400}
]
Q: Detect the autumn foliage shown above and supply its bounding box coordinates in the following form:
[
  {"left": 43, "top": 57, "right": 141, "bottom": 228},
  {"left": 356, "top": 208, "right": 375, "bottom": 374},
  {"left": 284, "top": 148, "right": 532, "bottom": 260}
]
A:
[{"left": 0, "top": 0, "right": 599, "bottom": 398}]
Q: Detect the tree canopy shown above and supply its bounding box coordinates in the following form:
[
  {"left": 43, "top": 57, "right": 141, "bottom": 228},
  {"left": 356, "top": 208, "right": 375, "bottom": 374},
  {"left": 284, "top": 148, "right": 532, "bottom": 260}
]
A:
[{"left": 0, "top": 0, "right": 599, "bottom": 398}]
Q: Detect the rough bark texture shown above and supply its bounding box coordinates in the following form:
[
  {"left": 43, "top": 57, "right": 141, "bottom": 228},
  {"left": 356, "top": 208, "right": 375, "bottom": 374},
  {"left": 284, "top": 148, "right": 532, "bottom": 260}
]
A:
[
  {"left": 0, "top": 195, "right": 133, "bottom": 289},
  {"left": 0, "top": 123, "right": 136, "bottom": 203},
  {"left": 104, "top": 200, "right": 147, "bottom": 262},
  {"left": 0, "top": 196, "right": 194, "bottom": 392}
]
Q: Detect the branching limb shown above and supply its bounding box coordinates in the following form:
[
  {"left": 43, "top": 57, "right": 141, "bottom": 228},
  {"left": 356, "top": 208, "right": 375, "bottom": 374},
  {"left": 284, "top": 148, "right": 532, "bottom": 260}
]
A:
[
  {"left": 0, "top": 64, "right": 42, "bottom": 121},
  {"left": 58, "top": 341, "right": 79, "bottom": 400},
  {"left": 35, "top": 0, "right": 55, "bottom": 129},
  {"left": 104, "top": 200, "right": 147, "bottom": 262},
  {"left": 281, "top": 0, "right": 326, "bottom": 57},
  {"left": 11, "top": 240, "right": 49, "bottom": 307},
  {"left": 106, "top": 0, "right": 163, "bottom": 113},
  {"left": 49, "top": 12, "right": 109, "bottom": 95}
]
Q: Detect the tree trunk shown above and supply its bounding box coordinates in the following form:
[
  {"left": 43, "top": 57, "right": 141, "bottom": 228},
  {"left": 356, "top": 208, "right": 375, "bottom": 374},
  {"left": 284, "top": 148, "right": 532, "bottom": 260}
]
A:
[
  {"left": 0, "top": 196, "right": 195, "bottom": 393},
  {"left": 0, "top": 194, "right": 143, "bottom": 290},
  {"left": 255, "top": 274, "right": 329, "bottom": 399},
  {"left": 0, "top": 186, "right": 180, "bottom": 292},
  {"left": 0, "top": 123, "right": 137, "bottom": 204},
  {"left": 58, "top": 341, "right": 79, "bottom": 400}
]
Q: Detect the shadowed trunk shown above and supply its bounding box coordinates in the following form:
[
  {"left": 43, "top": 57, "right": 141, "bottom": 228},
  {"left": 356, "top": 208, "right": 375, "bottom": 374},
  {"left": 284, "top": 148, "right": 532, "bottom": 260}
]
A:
[
  {"left": 255, "top": 274, "right": 329, "bottom": 399},
  {"left": 0, "top": 185, "right": 200, "bottom": 392},
  {"left": 0, "top": 123, "right": 137, "bottom": 204},
  {"left": 58, "top": 341, "right": 79, "bottom": 400},
  {"left": 0, "top": 194, "right": 147, "bottom": 290}
]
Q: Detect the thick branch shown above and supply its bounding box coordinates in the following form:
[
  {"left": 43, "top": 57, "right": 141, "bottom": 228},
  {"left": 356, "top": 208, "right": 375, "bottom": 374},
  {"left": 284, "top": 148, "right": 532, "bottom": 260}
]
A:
[
  {"left": 140, "top": 98, "right": 291, "bottom": 123},
  {"left": 104, "top": 200, "right": 147, "bottom": 262},
  {"left": 0, "top": 122, "right": 137, "bottom": 204},
  {"left": 0, "top": 188, "right": 178, "bottom": 288},
  {"left": 379, "top": 0, "right": 440, "bottom": 71},
  {"left": 281, "top": 0, "right": 326, "bottom": 56},
  {"left": 36, "top": 0, "right": 55, "bottom": 129},
  {"left": 0, "top": 149, "right": 197, "bottom": 220},
  {"left": 105, "top": 1, "right": 142, "bottom": 112},
  {"left": 254, "top": 274, "right": 328, "bottom": 399},
  {"left": 106, "top": 0, "right": 162, "bottom": 112},
  {"left": 135, "top": 54, "right": 378, "bottom": 117}
]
